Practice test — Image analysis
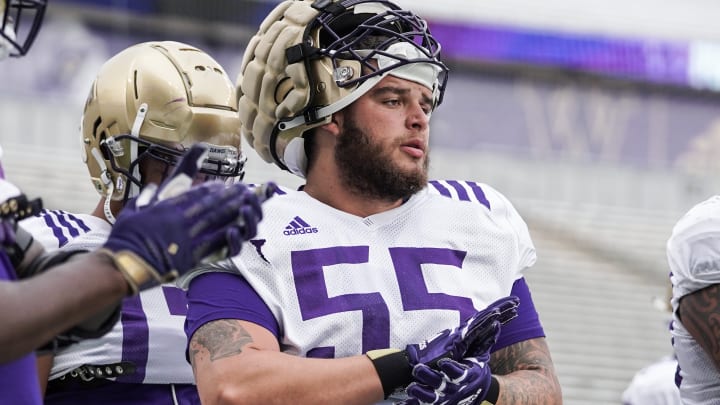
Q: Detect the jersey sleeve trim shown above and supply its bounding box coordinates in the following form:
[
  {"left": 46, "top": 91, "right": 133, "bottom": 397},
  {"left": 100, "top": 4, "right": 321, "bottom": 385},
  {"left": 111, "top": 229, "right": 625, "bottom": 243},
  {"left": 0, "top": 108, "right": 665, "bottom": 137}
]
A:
[{"left": 492, "top": 277, "right": 545, "bottom": 352}]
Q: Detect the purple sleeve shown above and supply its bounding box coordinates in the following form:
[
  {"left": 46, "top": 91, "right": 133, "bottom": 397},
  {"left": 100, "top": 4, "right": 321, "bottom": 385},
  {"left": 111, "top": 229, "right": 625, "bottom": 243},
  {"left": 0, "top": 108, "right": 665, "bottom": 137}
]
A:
[
  {"left": 492, "top": 277, "right": 545, "bottom": 352},
  {"left": 185, "top": 272, "right": 279, "bottom": 343},
  {"left": 0, "top": 254, "right": 42, "bottom": 404},
  {"left": 0, "top": 356, "right": 43, "bottom": 404}
]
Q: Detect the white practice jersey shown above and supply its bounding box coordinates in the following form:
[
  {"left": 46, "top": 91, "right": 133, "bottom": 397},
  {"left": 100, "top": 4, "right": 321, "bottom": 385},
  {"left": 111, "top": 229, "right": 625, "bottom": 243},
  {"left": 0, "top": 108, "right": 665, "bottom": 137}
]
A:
[
  {"left": 182, "top": 180, "right": 535, "bottom": 361},
  {"left": 20, "top": 210, "right": 194, "bottom": 384},
  {"left": 667, "top": 195, "right": 720, "bottom": 404},
  {"left": 621, "top": 355, "right": 681, "bottom": 405}
]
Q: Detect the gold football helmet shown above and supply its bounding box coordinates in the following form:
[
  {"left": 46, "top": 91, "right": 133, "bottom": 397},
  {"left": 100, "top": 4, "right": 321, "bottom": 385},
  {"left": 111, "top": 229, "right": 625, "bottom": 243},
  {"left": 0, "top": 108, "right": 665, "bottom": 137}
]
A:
[{"left": 81, "top": 41, "right": 245, "bottom": 213}]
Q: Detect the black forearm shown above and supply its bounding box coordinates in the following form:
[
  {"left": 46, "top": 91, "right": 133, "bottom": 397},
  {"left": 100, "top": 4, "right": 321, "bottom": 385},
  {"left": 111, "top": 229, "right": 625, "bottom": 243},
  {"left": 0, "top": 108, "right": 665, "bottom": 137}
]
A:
[{"left": 0, "top": 252, "right": 128, "bottom": 363}]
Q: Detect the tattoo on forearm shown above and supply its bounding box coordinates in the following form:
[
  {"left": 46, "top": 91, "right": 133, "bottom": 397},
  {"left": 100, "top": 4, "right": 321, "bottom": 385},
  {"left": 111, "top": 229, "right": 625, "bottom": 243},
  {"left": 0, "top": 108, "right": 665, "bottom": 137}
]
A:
[
  {"left": 491, "top": 338, "right": 555, "bottom": 376},
  {"left": 680, "top": 284, "right": 720, "bottom": 364},
  {"left": 490, "top": 338, "right": 562, "bottom": 404},
  {"left": 190, "top": 320, "right": 254, "bottom": 363}
]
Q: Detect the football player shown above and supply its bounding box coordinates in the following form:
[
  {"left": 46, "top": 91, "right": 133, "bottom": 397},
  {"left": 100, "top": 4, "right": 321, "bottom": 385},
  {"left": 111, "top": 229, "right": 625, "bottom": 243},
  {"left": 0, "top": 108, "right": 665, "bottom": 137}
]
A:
[
  {"left": 19, "top": 41, "right": 256, "bottom": 404},
  {"left": 668, "top": 196, "right": 720, "bottom": 404},
  {"left": 182, "top": 1, "right": 562, "bottom": 404},
  {"left": 1, "top": 4, "right": 268, "bottom": 402}
]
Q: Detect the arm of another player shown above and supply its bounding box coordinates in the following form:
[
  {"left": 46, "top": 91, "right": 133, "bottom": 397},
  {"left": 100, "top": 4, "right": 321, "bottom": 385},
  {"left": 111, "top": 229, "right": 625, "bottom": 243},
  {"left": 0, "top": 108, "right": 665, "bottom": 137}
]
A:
[
  {"left": 1, "top": 177, "right": 265, "bottom": 363},
  {"left": 668, "top": 209, "right": 720, "bottom": 371},
  {"left": 0, "top": 186, "right": 128, "bottom": 362},
  {"left": 677, "top": 284, "right": 720, "bottom": 370},
  {"left": 0, "top": 145, "right": 269, "bottom": 363},
  {"left": 0, "top": 250, "right": 130, "bottom": 363}
]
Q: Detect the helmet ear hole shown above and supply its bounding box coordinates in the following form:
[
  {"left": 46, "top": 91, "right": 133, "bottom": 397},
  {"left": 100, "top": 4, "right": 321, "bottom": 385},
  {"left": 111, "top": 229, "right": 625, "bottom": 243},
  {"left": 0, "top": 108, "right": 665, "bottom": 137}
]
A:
[
  {"left": 275, "top": 77, "right": 294, "bottom": 104},
  {"left": 98, "top": 132, "right": 111, "bottom": 161},
  {"left": 91, "top": 117, "right": 103, "bottom": 140}
]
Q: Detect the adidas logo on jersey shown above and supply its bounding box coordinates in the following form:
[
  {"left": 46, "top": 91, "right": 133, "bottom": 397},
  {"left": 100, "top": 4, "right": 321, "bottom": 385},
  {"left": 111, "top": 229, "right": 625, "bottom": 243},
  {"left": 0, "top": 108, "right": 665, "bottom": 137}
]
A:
[{"left": 283, "top": 216, "right": 318, "bottom": 236}]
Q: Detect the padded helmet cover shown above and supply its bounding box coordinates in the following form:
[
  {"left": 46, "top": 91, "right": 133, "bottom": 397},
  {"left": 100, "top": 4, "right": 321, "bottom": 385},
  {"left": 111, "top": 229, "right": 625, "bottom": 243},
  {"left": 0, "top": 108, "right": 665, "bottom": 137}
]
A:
[{"left": 236, "top": 0, "right": 447, "bottom": 176}]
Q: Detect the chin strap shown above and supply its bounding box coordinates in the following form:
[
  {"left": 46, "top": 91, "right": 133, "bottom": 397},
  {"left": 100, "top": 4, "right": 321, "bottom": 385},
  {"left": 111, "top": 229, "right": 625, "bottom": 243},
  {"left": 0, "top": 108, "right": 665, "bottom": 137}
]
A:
[
  {"left": 88, "top": 103, "right": 150, "bottom": 224},
  {"left": 127, "top": 103, "right": 147, "bottom": 201},
  {"left": 103, "top": 190, "right": 116, "bottom": 225},
  {"left": 89, "top": 147, "right": 117, "bottom": 224}
]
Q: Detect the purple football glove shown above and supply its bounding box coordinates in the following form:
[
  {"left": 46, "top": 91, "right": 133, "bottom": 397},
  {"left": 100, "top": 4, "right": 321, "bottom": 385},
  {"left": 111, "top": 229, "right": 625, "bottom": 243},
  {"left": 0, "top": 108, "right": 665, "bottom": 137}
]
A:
[
  {"left": 406, "top": 296, "right": 519, "bottom": 369},
  {"left": 101, "top": 144, "right": 275, "bottom": 294},
  {"left": 402, "top": 352, "right": 494, "bottom": 405},
  {"left": 400, "top": 302, "right": 510, "bottom": 405}
]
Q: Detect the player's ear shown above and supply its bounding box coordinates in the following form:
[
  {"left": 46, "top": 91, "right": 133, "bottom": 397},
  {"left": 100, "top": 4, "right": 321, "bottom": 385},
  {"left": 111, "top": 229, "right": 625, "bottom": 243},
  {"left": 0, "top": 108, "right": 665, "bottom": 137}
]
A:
[{"left": 320, "top": 112, "right": 342, "bottom": 137}]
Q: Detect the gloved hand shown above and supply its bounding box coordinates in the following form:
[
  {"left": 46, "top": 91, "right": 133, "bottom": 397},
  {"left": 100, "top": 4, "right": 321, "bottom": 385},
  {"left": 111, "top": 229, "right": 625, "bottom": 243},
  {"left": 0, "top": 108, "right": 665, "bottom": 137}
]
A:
[
  {"left": 406, "top": 296, "right": 519, "bottom": 369},
  {"left": 100, "top": 144, "right": 276, "bottom": 294},
  {"left": 366, "top": 296, "right": 518, "bottom": 399},
  {"left": 400, "top": 314, "right": 504, "bottom": 405},
  {"left": 402, "top": 353, "right": 494, "bottom": 405}
]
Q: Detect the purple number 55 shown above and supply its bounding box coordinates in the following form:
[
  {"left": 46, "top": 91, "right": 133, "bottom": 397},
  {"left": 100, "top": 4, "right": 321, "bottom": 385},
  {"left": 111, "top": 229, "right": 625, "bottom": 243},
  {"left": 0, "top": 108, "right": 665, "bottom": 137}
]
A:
[{"left": 292, "top": 246, "right": 475, "bottom": 357}]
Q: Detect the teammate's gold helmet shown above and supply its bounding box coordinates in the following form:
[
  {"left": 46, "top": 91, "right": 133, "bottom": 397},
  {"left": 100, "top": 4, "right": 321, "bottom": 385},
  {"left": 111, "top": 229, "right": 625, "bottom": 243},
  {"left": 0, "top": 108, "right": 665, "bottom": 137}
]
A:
[
  {"left": 81, "top": 41, "right": 245, "bottom": 204},
  {"left": 236, "top": 0, "right": 447, "bottom": 177}
]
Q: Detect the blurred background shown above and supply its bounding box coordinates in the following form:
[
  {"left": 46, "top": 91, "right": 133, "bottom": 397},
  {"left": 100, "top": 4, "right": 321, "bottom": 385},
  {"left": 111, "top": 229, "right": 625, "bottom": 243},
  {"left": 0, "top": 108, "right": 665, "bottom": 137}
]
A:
[{"left": 4, "top": 1, "right": 720, "bottom": 403}]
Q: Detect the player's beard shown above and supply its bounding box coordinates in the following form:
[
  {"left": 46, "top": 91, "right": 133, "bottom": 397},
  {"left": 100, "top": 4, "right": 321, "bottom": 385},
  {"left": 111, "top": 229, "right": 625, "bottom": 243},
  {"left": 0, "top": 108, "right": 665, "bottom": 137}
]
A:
[{"left": 334, "top": 115, "right": 428, "bottom": 202}]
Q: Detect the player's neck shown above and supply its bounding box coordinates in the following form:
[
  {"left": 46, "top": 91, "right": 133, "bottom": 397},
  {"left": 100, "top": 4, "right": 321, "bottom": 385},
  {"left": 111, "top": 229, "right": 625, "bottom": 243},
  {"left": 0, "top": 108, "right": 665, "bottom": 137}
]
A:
[
  {"left": 304, "top": 172, "right": 404, "bottom": 218},
  {"left": 90, "top": 198, "right": 123, "bottom": 224}
]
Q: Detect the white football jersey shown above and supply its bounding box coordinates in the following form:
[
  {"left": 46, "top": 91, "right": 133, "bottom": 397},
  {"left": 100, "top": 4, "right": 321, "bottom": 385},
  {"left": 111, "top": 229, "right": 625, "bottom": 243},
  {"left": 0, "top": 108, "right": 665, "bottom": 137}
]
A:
[
  {"left": 182, "top": 180, "right": 535, "bottom": 360},
  {"left": 20, "top": 210, "right": 194, "bottom": 384},
  {"left": 667, "top": 195, "right": 720, "bottom": 404},
  {"left": 621, "top": 355, "right": 681, "bottom": 405}
]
